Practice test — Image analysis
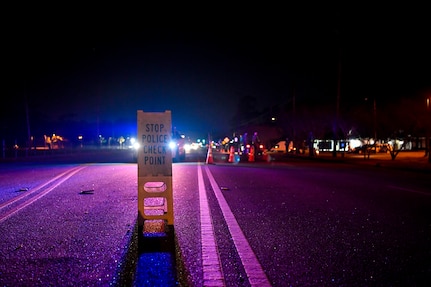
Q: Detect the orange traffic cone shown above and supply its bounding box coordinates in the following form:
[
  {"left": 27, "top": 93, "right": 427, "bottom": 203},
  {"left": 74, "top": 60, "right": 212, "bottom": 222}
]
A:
[
  {"left": 228, "top": 146, "right": 234, "bottom": 163},
  {"left": 206, "top": 144, "right": 214, "bottom": 164},
  {"left": 248, "top": 146, "right": 255, "bottom": 162}
]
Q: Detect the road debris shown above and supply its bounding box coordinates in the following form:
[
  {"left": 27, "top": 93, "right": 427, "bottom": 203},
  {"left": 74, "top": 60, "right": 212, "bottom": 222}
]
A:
[
  {"left": 79, "top": 189, "right": 94, "bottom": 195},
  {"left": 14, "top": 244, "right": 24, "bottom": 251}
]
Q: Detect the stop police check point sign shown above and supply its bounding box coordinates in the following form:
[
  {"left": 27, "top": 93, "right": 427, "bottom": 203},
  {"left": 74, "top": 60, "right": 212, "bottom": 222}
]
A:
[
  {"left": 137, "top": 111, "right": 173, "bottom": 176},
  {"left": 137, "top": 110, "right": 174, "bottom": 232},
  {"left": 141, "top": 125, "right": 169, "bottom": 165}
]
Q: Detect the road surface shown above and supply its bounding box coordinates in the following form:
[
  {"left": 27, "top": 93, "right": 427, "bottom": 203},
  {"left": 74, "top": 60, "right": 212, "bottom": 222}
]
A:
[{"left": 1, "top": 151, "right": 430, "bottom": 286}]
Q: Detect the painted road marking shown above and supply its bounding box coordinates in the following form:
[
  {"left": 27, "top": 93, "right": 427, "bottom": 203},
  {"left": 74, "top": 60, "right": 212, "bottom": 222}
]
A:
[
  {"left": 0, "top": 166, "right": 87, "bottom": 223},
  {"left": 387, "top": 185, "right": 431, "bottom": 196},
  {"left": 204, "top": 165, "right": 271, "bottom": 287},
  {"left": 0, "top": 166, "right": 85, "bottom": 210},
  {"left": 198, "top": 164, "right": 225, "bottom": 286}
]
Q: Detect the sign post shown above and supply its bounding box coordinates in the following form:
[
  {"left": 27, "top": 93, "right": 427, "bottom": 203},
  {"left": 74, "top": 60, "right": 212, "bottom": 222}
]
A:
[{"left": 137, "top": 110, "right": 173, "bottom": 235}]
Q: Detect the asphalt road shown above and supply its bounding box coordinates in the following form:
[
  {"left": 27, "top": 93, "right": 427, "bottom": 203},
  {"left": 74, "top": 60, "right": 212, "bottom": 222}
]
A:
[
  {"left": 0, "top": 163, "right": 138, "bottom": 286},
  {"left": 1, "top": 150, "right": 430, "bottom": 286},
  {"left": 175, "top": 161, "right": 431, "bottom": 286}
]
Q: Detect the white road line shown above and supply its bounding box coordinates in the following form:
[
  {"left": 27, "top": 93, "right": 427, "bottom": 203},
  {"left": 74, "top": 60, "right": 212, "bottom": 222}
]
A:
[
  {"left": 387, "top": 185, "right": 431, "bottom": 196},
  {"left": 0, "top": 166, "right": 86, "bottom": 223},
  {"left": 204, "top": 165, "right": 271, "bottom": 287},
  {"left": 0, "top": 166, "right": 85, "bottom": 211},
  {"left": 198, "top": 164, "right": 226, "bottom": 287}
]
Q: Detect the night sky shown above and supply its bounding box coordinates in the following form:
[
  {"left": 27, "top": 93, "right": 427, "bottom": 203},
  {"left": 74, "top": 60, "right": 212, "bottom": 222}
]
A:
[{"left": 2, "top": 6, "right": 430, "bottom": 144}]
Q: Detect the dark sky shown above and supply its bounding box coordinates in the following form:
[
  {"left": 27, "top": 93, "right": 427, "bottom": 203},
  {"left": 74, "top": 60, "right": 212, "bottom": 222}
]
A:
[{"left": 3, "top": 6, "right": 430, "bottom": 142}]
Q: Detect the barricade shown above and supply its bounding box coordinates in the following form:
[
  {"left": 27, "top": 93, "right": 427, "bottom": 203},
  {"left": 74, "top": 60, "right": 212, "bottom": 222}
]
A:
[{"left": 137, "top": 110, "right": 173, "bottom": 236}]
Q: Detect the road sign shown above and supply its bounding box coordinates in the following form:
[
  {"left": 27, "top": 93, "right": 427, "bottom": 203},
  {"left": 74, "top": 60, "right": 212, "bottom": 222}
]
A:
[{"left": 137, "top": 110, "right": 173, "bottom": 235}]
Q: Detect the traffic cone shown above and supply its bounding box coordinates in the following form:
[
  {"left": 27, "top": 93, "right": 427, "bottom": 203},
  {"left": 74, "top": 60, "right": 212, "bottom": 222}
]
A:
[
  {"left": 228, "top": 146, "right": 234, "bottom": 163},
  {"left": 206, "top": 144, "right": 214, "bottom": 164},
  {"left": 248, "top": 146, "right": 255, "bottom": 162}
]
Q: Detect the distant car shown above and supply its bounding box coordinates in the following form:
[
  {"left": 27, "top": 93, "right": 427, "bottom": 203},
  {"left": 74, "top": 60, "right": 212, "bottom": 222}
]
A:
[
  {"left": 268, "top": 141, "right": 295, "bottom": 153},
  {"left": 353, "top": 143, "right": 390, "bottom": 154},
  {"left": 269, "top": 141, "right": 287, "bottom": 153},
  {"left": 170, "top": 130, "right": 186, "bottom": 162}
]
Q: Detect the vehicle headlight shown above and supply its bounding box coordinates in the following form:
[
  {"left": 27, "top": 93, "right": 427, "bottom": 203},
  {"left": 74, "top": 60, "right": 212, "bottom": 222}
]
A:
[
  {"left": 184, "top": 144, "right": 191, "bottom": 152},
  {"left": 169, "top": 141, "right": 177, "bottom": 149}
]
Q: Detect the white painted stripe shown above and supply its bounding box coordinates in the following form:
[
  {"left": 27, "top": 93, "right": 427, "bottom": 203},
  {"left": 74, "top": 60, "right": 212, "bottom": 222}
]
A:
[
  {"left": 0, "top": 166, "right": 85, "bottom": 211},
  {"left": 387, "top": 185, "right": 431, "bottom": 196},
  {"left": 0, "top": 166, "right": 87, "bottom": 223},
  {"left": 204, "top": 165, "right": 272, "bottom": 287},
  {"left": 198, "top": 164, "right": 225, "bottom": 286}
]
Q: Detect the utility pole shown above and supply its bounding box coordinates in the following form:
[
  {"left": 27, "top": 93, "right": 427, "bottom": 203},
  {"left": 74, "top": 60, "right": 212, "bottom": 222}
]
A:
[
  {"left": 365, "top": 97, "right": 377, "bottom": 141},
  {"left": 373, "top": 98, "right": 377, "bottom": 141},
  {"left": 24, "top": 89, "right": 31, "bottom": 157},
  {"left": 333, "top": 46, "right": 342, "bottom": 158},
  {"left": 292, "top": 85, "right": 296, "bottom": 151},
  {"left": 427, "top": 97, "right": 430, "bottom": 163}
]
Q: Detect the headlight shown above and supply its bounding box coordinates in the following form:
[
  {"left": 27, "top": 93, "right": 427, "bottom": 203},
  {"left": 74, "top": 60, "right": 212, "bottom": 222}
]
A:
[
  {"left": 169, "top": 141, "right": 177, "bottom": 149},
  {"left": 184, "top": 144, "right": 191, "bottom": 152}
]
